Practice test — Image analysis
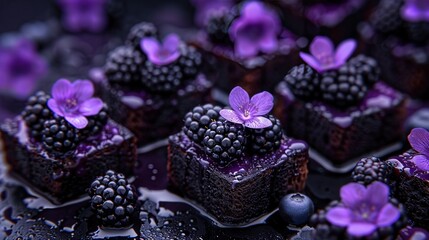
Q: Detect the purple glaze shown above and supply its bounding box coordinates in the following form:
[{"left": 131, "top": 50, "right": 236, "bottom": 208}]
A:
[
  {"left": 305, "top": 0, "right": 365, "bottom": 27},
  {"left": 277, "top": 81, "right": 404, "bottom": 128},
  {"left": 388, "top": 150, "right": 429, "bottom": 180}
]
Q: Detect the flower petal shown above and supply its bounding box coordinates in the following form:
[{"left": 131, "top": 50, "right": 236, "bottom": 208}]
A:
[
  {"left": 326, "top": 207, "right": 352, "bottom": 227},
  {"left": 340, "top": 182, "right": 366, "bottom": 208},
  {"left": 47, "top": 99, "right": 64, "bottom": 117},
  {"left": 412, "top": 154, "right": 429, "bottom": 171},
  {"left": 310, "top": 36, "right": 334, "bottom": 60},
  {"left": 376, "top": 203, "right": 400, "bottom": 227},
  {"left": 244, "top": 116, "right": 272, "bottom": 129},
  {"left": 220, "top": 109, "right": 244, "bottom": 125},
  {"left": 72, "top": 80, "right": 94, "bottom": 102},
  {"left": 163, "top": 33, "right": 181, "bottom": 53},
  {"left": 65, "top": 115, "right": 88, "bottom": 129},
  {"left": 347, "top": 222, "right": 377, "bottom": 237},
  {"left": 366, "top": 181, "right": 389, "bottom": 209},
  {"left": 259, "top": 33, "right": 278, "bottom": 54},
  {"left": 10, "top": 77, "right": 36, "bottom": 99},
  {"left": 335, "top": 39, "right": 356, "bottom": 66},
  {"left": 141, "top": 37, "right": 160, "bottom": 57},
  {"left": 235, "top": 38, "right": 259, "bottom": 59},
  {"left": 408, "top": 128, "right": 429, "bottom": 156},
  {"left": 229, "top": 86, "right": 249, "bottom": 113},
  {"left": 299, "top": 52, "right": 324, "bottom": 73},
  {"left": 250, "top": 91, "right": 274, "bottom": 116},
  {"left": 52, "top": 79, "right": 73, "bottom": 101},
  {"left": 79, "top": 98, "right": 103, "bottom": 116}
]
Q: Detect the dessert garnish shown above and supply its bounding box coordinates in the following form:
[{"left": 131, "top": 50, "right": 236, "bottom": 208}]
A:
[
  {"left": 183, "top": 104, "right": 223, "bottom": 142},
  {"left": 299, "top": 36, "right": 356, "bottom": 73},
  {"left": 408, "top": 128, "right": 429, "bottom": 171},
  {"left": 141, "top": 33, "right": 181, "bottom": 66},
  {"left": 47, "top": 79, "right": 103, "bottom": 129},
  {"left": 326, "top": 181, "right": 400, "bottom": 237},
  {"left": 351, "top": 157, "right": 389, "bottom": 185},
  {"left": 229, "top": 1, "right": 280, "bottom": 59},
  {"left": 220, "top": 86, "right": 274, "bottom": 129},
  {"left": 401, "top": 0, "right": 429, "bottom": 22},
  {"left": 279, "top": 193, "right": 314, "bottom": 226},
  {"left": 0, "top": 39, "right": 47, "bottom": 98},
  {"left": 58, "top": 0, "right": 108, "bottom": 32}
]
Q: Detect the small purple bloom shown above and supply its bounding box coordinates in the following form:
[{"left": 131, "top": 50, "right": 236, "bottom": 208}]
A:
[
  {"left": 300, "top": 36, "right": 356, "bottom": 73},
  {"left": 220, "top": 86, "right": 274, "bottom": 129},
  {"left": 408, "top": 128, "right": 429, "bottom": 171},
  {"left": 326, "top": 182, "right": 400, "bottom": 237},
  {"left": 229, "top": 2, "right": 281, "bottom": 59},
  {"left": 401, "top": 0, "right": 429, "bottom": 22},
  {"left": 58, "top": 0, "right": 108, "bottom": 33},
  {"left": 141, "top": 33, "right": 181, "bottom": 66},
  {"left": 47, "top": 79, "right": 103, "bottom": 129},
  {"left": 0, "top": 39, "right": 47, "bottom": 99}
]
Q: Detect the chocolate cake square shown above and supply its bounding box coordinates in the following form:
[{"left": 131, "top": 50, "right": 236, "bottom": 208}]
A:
[
  {"left": 275, "top": 82, "right": 406, "bottom": 165},
  {"left": 0, "top": 117, "right": 137, "bottom": 204},
  {"left": 167, "top": 132, "right": 308, "bottom": 225}
]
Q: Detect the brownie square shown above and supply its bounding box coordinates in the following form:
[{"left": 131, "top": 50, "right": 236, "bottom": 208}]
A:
[
  {"left": 0, "top": 117, "right": 137, "bottom": 204},
  {"left": 387, "top": 150, "right": 429, "bottom": 228},
  {"left": 167, "top": 132, "right": 308, "bottom": 225},
  {"left": 192, "top": 32, "right": 300, "bottom": 96},
  {"left": 274, "top": 82, "right": 407, "bottom": 164},
  {"left": 94, "top": 73, "right": 213, "bottom": 146}
]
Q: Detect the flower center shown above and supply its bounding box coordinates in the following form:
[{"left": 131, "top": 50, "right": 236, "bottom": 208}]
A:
[
  {"left": 241, "top": 23, "right": 265, "bottom": 41},
  {"left": 317, "top": 52, "right": 335, "bottom": 67},
  {"left": 64, "top": 98, "right": 79, "bottom": 113},
  {"left": 354, "top": 203, "right": 377, "bottom": 222},
  {"left": 10, "top": 58, "right": 31, "bottom": 78}
]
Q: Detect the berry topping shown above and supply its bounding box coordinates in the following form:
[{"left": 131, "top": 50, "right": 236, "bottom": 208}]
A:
[
  {"left": 206, "top": 9, "right": 238, "bottom": 45},
  {"left": 352, "top": 157, "right": 390, "bottom": 185},
  {"left": 279, "top": 193, "right": 314, "bottom": 226},
  {"left": 178, "top": 45, "right": 203, "bottom": 79},
  {"left": 320, "top": 64, "right": 367, "bottom": 108},
  {"left": 125, "top": 22, "right": 158, "bottom": 50},
  {"left": 41, "top": 117, "right": 81, "bottom": 154},
  {"left": 183, "top": 104, "right": 223, "bottom": 143},
  {"left": 88, "top": 170, "right": 137, "bottom": 229},
  {"left": 348, "top": 55, "right": 380, "bottom": 86},
  {"left": 104, "top": 46, "right": 145, "bottom": 89},
  {"left": 202, "top": 120, "right": 246, "bottom": 165},
  {"left": 21, "top": 91, "right": 54, "bottom": 139},
  {"left": 80, "top": 105, "right": 109, "bottom": 137},
  {"left": 141, "top": 60, "right": 184, "bottom": 93},
  {"left": 284, "top": 64, "right": 320, "bottom": 101},
  {"left": 248, "top": 115, "right": 283, "bottom": 154},
  {"left": 371, "top": 0, "right": 403, "bottom": 34}
]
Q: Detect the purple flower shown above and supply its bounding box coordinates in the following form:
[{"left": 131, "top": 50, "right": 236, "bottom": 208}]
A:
[
  {"left": 300, "top": 36, "right": 356, "bottom": 73},
  {"left": 0, "top": 39, "right": 47, "bottom": 99},
  {"left": 401, "top": 0, "right": 429, "bottom": 22},
  {"left": 47, "top": 79, "right": 103, "bottom": 129},
  {"left": 58, "top": 0, "right": 108, "bottom": 33},
  {"left": 141, "top": 34, "right": 181, "bottom": 66},
  {"left": 326, "top": 182, "right": 400, "bottom": 237},
  {"left": 220, "top": 86, "right": 274, "bottom": 129},
  {"left": 408, "top": 128, "right": 429, "bottom": 171},
  {"left": 229, "top": 2, "right": 281, "bottom": 59}
]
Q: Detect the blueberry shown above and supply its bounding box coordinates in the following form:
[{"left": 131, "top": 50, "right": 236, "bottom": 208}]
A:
[{"left": 279, "top": 193, "right": 314, "bottom": 226}]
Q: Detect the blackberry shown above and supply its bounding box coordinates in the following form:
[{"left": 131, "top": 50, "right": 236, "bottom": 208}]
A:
[
  {"left": 284, "top": 64, "right": 320, "bottom": 101},
  {"left": 178, "top": 45, "right": 202, "bottom": 79},
  {"left": 88, "top": 170, "right": 137, "bottom": 228},
  {"left": 352, "top": 157, "right": 390, "bottom": 185},
  {"left": 248, "top": 115, "right": 283, "bottom": 154},
  {"left": 141, "top": 61, "right": 184, "bottom": 93},
  {"left": 202, "top": 120, "right": 246, "bottom": 164},
  {"left": 348, "top": 55, "right": 380, "bottom": 86},
  {"left": 104, "top": 46, "right": 145, "bottom": 89},
  {"left": 183, "top": 104, "right": 223, "bottom": 143},
  {"left": 205, "top": 9, "right": 237, "bottom": 45},
  {"left": 320, "top": 64, "right": 367, "bottom": 108},
  {"left": 80, "top": 106, "right": 109, "bottom": 137},
  {"left": 371, "top": 0, "right": 403, "bottom": 34},
  {"left": 21, "top": 91, "right": 54, "bottom": 139},
  {"left": 125, "top": 22, "right": 158, "bottom": 51},
  {"left": 41, "top": 117, "right": 81, "bottom": 154}
]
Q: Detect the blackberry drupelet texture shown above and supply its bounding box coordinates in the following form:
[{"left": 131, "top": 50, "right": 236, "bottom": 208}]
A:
[
  {"left": 183, "top": 104, "right": 223, "bottom": 143},
  {"left": 80, "top": 106, "right": 109, "bottom": 137},
  {"left": 284, "top": 64, "right": 320, "bottom": 101},
  {"left": 352, "top": 157, "right": 390, "bottom": 185},
  {"left": 205, "top": 10, "right": 237, "bottom": 45},
  {"left": 371, "top": 0, "right": 403, "bottom": 34},
  {"left": 125, "top": 22, "right": 158, "bottom": 50},
  {"left": 202, "top": 120, "right": 246, "bottom": 164},
  {"left": 248, "top": 115, "right": 283, "bottom": 154},
  {"left": 141, "top": 61, "right": 184, "bottom": 93},
  {"left": 178, "top": 45, "right": 203, "bottom": 78},
  {"left": 320, "top": 64, "right": 367, "bottom": 108},
  {"left": 89, "top": 170, "right": 137, "bottom": 228},
  {"left": 21, "top": 91, "right": 53, "bottom": 139},
  {"left": 104, "top": 46, "right": 145, "bottom": 89},
  {"left": 348, "top": 55, "right": 380, "bottom": 86},
  {"left": 41, "top": 117, "right": 81, "bottom": 154}
]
